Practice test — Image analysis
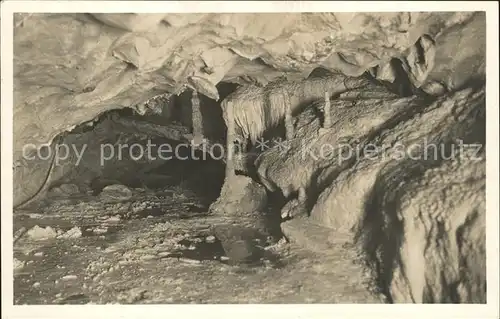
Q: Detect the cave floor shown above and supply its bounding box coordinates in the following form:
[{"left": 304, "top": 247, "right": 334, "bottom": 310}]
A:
[{"left": 13, "top": 184, "right": 384, "bottom": 304}]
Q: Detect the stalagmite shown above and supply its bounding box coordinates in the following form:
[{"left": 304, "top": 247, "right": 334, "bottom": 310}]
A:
[
  {"left": 323, "top": 91, "right": 331, "bottom": 129},
  {"left": 298, "top": 187, "right": 306, "bottom": 204},
  {"left": 190, "top": 90, "right": 204, "bottom": 146},
  {"left": 283, "top": 89, "right": 294, "bottom": 140},
  {"left": 280, "top": 187, "right": 308, "bottom": 219}
]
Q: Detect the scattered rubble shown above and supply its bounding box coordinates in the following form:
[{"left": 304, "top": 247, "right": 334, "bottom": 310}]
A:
[
  {"left": 25, "top": 226, "right": 58, "bottom": 241},
  {"left": 58, "top": 227, "right": 83, "bottom": 239},
  {"left": 99, "top": 184, "right": 133, "bottom": 202},
  {"left": 13, "top": 258, "right": 25, "bottom": 271}
]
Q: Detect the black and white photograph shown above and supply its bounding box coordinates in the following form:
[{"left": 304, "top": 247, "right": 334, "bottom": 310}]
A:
[{"left": 1, "top": 1, "right": 499, "bottom": 318}]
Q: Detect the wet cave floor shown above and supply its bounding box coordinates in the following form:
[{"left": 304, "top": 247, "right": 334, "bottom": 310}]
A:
[{"left": 13, "top": 147, "right": 385, "bottom": 304}]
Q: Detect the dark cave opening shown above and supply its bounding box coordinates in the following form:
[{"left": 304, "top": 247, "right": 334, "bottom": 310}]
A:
[
  {"left": 84, "top": 133, "right": 227, "bottom": 205},
  {"left": 37, "top": 82, "right": 245, "bottom": 210}
]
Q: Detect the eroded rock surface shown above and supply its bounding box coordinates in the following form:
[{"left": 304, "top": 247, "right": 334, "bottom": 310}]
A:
[
  {"left": 13, "top": 12, "right": 485, "bottom": 206},
  {"left": 210, "top": 175, "right": 268, "bottom": 216},
  {"left": 11, "top": 11, "right": 488, "bottom": 305},
  {"left": 387, "top": 148, "right": 485, "bottom": 303},
  {"left": 255, "top": 84, "right": 485, "bottom": 302}
]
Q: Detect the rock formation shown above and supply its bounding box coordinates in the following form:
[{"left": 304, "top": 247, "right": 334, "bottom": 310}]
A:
[{"left": 11, "top": 12, "right": 487, "bottom": 303}]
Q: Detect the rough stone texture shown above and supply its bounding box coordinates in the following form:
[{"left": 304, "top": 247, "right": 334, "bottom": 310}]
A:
[
  {"left": 13, "top": 189, "right": 384, "bottom": 303},
  {"left": 209, "top": 175, "right": 277, "bottom": 259},
  {"left": 256, "top": 85, "right": 485, "bottom": 302},
  {"left": 281, "top": 216, "right": 342, "bottom": 254},
  {"left": 388, "top": 151, "right": 485, "bottom": 303},
  {"left": 309, "top": 87, "right": 485, "bottom": 230},
  {"left": 210, "top": 175, "right": 268, "bottom": 216},
  {"left": 255, "top": 83, "right": 422, "bottom": 199},
  {"left": 12, "top": 123, "right": 385, "bottom": 304},
  {"left": 10, "top": 12, "right": 488, "bottom": 305},
  {"left": 12, "top": 12, "right": 485, "bottom": 205},
  {"left": 423, "top": 12, "right": 486, "bottom": 93},
  {"left": 14, "top": 111, "right": 225, "bottom": 209}
]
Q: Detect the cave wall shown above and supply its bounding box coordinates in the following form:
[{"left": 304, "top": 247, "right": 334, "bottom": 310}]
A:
[
  {"left": 246, "top": 81, "right": 485, "bottom": 303},
  {"left": 13, "top": 12, "right": 482, "bottom": 163},
  {"left": 11, "top": 11, "right": 486, "bottom": 210},
  {"left": 9, "top": 11, "right": 489, "bottom": 304}
]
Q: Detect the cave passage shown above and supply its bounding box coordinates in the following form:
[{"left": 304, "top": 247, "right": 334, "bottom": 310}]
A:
[
  {"left": 10, "top": 11, "right": 488, "bottom": 306},
  {"left": 55, "top": 103, "right": 229, "bottom": 207}
]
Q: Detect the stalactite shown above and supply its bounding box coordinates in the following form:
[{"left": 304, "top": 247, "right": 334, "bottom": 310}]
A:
[
  {"left": 323, "top": 91, "right": 331, "bottom": 129},
  {"left": 225, "top": 101, "right": 236, "bottom": 179},
  {"left": 223, "top": 74, "right": 371, "bottom": 146},
  {"left": 283, "top": 89, "right": 294, "bottom": 140},
  {"left": 191, "top": 90, "right": 204, "bottom": 145}
]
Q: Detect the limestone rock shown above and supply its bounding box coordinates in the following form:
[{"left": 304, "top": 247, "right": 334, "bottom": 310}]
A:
[
  {"left": 388, "top": 151, "right": 485, "bottom": 303},
  {"left": 99, "top": 184, "right": 133, "bottom": 202},
  {"left": 209, "top": 175, "right": 267, "bottom": 216},
  {"left": 12, "top": 12, "right": 485, "bottom": 207},
  {"left": 25, "top": 225, "right": 58, "bottom": 241},
  {"left": 48, "top": 184, "right": 81, "bottom": 197},
  {"left": 9, "top": 11, "right": 489, "bottom": 305},
  {"left": 255, "top": 83, "right": 421, "bottom": 199},
  {"left": 257, "top": 85, "right": 485, "bottom": 302},
  {"left": 309, "top": 87, "right": 485, "bottom": 231},
  {"left": 423, "top": 12, "right": 486, "bottom": 93},
  {"left": 281, "top": 216, "right": 340, "bottom": 254}
]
